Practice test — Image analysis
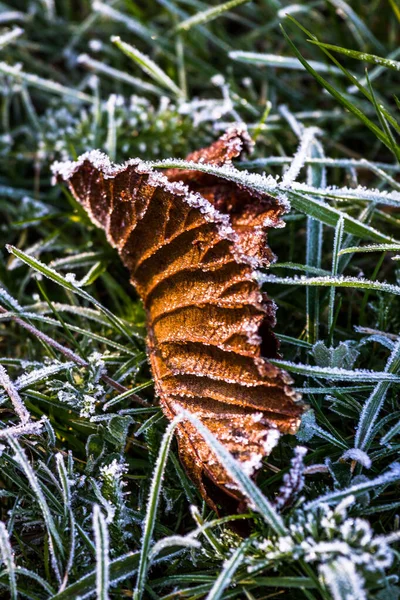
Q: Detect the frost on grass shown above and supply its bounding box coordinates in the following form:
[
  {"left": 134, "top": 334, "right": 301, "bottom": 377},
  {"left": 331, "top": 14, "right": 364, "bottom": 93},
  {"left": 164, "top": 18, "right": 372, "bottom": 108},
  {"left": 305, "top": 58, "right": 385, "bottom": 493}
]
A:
[
  {"left": 99, "top": 459, "right": 132, "bottom": 546},
  {"left": 49, "top": 353, "right": 106, "bottom": 418},
  {"left": 274, "top": 446, "right": 307, "bottom": 510},
  {"left": 342, "top": 449, "right": 372, "bottom": 469},
  {"left": 251, "top": 496, "right": 396, "bottom": 595}
]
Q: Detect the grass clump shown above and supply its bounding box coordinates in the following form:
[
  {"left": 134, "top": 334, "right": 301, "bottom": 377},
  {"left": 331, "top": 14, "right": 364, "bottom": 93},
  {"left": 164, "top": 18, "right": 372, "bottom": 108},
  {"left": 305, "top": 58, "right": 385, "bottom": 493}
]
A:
[{"left": 0, "top": 1, "right": 400, "bottom": 599}]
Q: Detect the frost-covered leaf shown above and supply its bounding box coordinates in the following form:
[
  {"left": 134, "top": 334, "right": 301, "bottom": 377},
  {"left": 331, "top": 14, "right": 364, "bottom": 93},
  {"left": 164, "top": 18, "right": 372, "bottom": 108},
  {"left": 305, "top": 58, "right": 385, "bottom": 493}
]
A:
[
  {"left": 52, "top": 128, "right": 305, "bottom": 511},
  {"left": 105, "top": 416, "right": 133, "bottom": 447}
]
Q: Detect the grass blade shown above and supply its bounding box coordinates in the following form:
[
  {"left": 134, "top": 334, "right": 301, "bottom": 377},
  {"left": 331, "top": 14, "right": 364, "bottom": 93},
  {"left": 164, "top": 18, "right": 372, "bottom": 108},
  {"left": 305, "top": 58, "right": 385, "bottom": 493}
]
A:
[
  {"left": 280, "top": 25, "right": 393, "bottom": 152},
  {"left": 93, "top": 505, "right": 110, "bottom": 600},
  {"left": 0, "top": 521, "right": 17, "bottom": 600},
  {"left": 319, "top": 556, "right": 366, "bottom": 600},
  {"left": 133, "top": 419, "right": 178, "bottom": 600},
  {"left": 308, "top": 40, "right": 400, "bottom": 72},
  {"left": 51, "top": 552, "right": 140, "bottom": 599},
  {"left": 112, "top": 36, "right": 182, "bottom": 97},
  {"left": 0, "top": 62, "right": 94, "bottom": 104},
  {"left": 6, "top": 246, "right": 134, "bottom": 344},
  {"left": 229, "top": 51, "right": 347, "bottom": 75},
  {"left": 339, "top": 243, "right": 400, "bottom": 255},
  {"left": 328, "top": 216, "right": 344, "bottom": 334},
  {"left": 305, "top": 463, "right": 400, "bottom": 509},
  {"left": 6, "top": 436, "right": 64, "bottom": 578},
  {"left": 260, "top": 273, "right": 400, "bottom": 298},
  {"left": 176, "top": 0, "right": 250, "bottom": 32},
  {"left": 355, "top": 338, "right": 400, "bottom": 451},
  {"left": 0, "top": 27, "right": 24, "bottom": 49},
  {"left": 179, "top": 412, "right": 288, "bottom": 536},
  {"left": 206, "top": 539, "right": 250, "bottom": 600},
  {"left": 269, "top": 360, "right": 400, "bottom": 383},
  {"left": 77, "top": 54, "right": 164, "bottom": 96}
]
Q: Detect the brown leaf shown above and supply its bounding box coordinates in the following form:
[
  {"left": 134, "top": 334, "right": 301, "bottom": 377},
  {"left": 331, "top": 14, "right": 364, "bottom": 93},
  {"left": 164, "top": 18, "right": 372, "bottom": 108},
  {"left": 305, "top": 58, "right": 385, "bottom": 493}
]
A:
[{"left": 52, "top": 127, "right": 304, "bottom": 512}]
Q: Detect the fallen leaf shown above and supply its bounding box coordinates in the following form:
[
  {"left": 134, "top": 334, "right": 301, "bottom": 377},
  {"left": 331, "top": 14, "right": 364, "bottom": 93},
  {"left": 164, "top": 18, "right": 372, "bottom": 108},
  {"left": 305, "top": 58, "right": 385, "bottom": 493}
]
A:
[{"left": 52, "top": 126, "right": 304, "bottom": 511}]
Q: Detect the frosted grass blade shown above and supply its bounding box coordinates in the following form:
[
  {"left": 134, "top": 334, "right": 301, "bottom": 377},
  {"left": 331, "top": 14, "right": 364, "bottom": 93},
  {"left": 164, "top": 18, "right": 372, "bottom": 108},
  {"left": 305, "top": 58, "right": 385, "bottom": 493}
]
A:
[
  {"left": 319, "top": 557, "right": 366, "bottom": 600},
  {"left": 381, "top": 420, "right": 400, "bottom": 445},
  {"left": 241, "top": 157, "right": 400, "bottom": 172},
  {"left": 93, "top": 505, "right": 110, "bottom": 600},
  {"left": 0, "top": 26, "right": 23, "bottom": 49},
  {"left": 6, "top": 246, "right": 134, "bottom": 343},
  {"left": 328, "top": 216, "right": 344, "bottom": 333},
  {"left": 0, "top": 62, "right": 94, "bottom": 104},
  {"left": 355, "top": 338, "right": 400, "bottom": 451},
  {"left": 176, "top": 0, "right": 250, "bottom": 32},
  {"left": 51, "top": 552, "right": 140, "bottom": 599},
  {"left": 133, "top": 418, "right": 178, "bottom": 600},
  {"left": 77, "top": 55, "right": 164, "bottom": 96},
  {"left": 180, "top": 411, "right": 287, "bottom": 536},
  {"left": 206, "top": 539, "right": 250, "bottom": 600},
  {"left": 112, "top": 36, "right": 182, "bottom": 97},
  {"left": 269, "top": 360, "right": 400, "bottom": 383},
  {"left": 229, "top": 51, "right": 346, "bottom": 75},
  {"left": 259, "top": 273, "right": 400, "bottom": 298},
  {"left": 0, "top": 364, "right": 30, "bottom": 423},
  {"left": 305, "top": 136, "right": 325, "bottom": 343},
  {"left": 0, "top": 521, "right": 17, "bottom": 600},
  {"left": 6, "top": 435, "right": 64, "bottom": 582},
  {"left": 309, "top": 41, "right": 400, "bottom": 72},
  {"left": 305, "top": 463, "right": 400, "bottom": 509},
  {"left": 339, "top": 243, "right": 400, "bottom": 255}
]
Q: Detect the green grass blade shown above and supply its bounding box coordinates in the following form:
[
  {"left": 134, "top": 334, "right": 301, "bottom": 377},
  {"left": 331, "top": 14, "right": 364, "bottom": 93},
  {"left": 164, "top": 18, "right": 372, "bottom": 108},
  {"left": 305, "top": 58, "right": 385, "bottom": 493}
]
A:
[
  {"left": 326, "top": 0, "right": 385, "bottom": 53},
  {"left": 269, "top": 360, "right": 400, "bottom": 383},
  {"left": 6, "top": 436, "right": 64, "bottom": 566},
  {"left": 112, "top": 36, "right": 182, "bottom": 97},
  {"left": 280, "top": 26, "right": 393, "bottom": 151},
  {"left": 339, "top": 243, "right": 400, "bottom": 255},
  {"left": 305, "top": 463, "right": 400, "bottom": 509},
  {"left": 260, "top": 273, "right": 400, "bottom": 298},
  {"left": 133, "top": 419, "right": 178, "bottom": 600},
  {"left": 0, "top": 27, "right": 24, "bottom": 49},
  {"left": 93, "top": 505, "right": 110, "bottom": 600},
  {"left": 180, "top": 412, "right": 288, "bottom": 536},
  {"left": 176, "top": 0, "right": 250, "bottom": 32},
  {"left": 77, "top": 54, "right": 165, "bottom": 96},
  {"left": 308, "top": 40, "right": 400, "bottom": 71},
  {"left": 0, "top": 521, "right": 17, "bottom": 600},
  {"left": 51, "top": 552, "right": 140, "bottom": 599},
  {"left": 305, "top": 137, "right": 325, "bottom": 343},
  {"left": 206, "top": 539, "right": 250, "bottom": 600},
  {"left": 286, "top": 16, "right": 400, "bottom": 136},
  {"left": 365, "top": 71, "right": 400, "bottom": 162},
  {"left": 328, "top": 216, "right": 344, "bottom": 335},
  {"left": 355, "top": 339, "right": 400, "bottom": 451},
  {"left": 229, "top": 51, "right": 346, "bottom": 75},
  {"left": 6, "top": 246, "right": 134, "bottom": 344},
  {"left": 0, "top": 62, "right": 94, "bottom": 104}
]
